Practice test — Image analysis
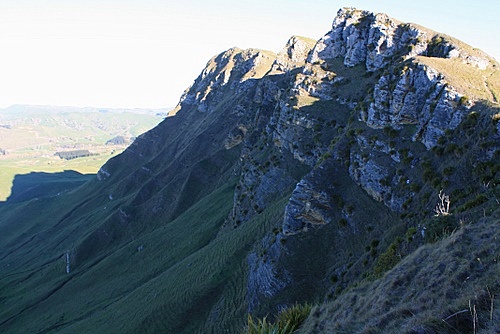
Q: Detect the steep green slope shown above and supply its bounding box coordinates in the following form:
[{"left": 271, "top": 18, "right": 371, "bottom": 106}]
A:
[
  {"left": 0, "top": 180, "right": 251, "bottom": 332},
  {"left": 0, "top": 178, "right": 289, "bottom": 333}
]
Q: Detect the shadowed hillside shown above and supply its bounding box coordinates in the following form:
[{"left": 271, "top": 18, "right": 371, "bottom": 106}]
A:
[{"left": 2, "top": 171, "right": 93, "bottom": 204}]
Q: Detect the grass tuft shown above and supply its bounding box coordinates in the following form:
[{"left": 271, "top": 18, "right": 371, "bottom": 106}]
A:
[{"left": 243, "top": 303, "right": 312, "bottom": 334}]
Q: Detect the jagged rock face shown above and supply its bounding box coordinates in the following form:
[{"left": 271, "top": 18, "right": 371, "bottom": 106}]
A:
[
  {"left": 365, "top": 63, "right": 467, "bottom": 149},
  {"left": 271, "top": 36, "right": 317, "bottom": 74},
  {"left": 178, "top": 48, "right": 276, "bottom": 113},
  {"left": 309, "top": 7, "right": 491, "bottom": 72},
  {"left": 305, "top": 8, "right": 493, "bottom": 151},
  {"left": 308, "top": 8, "right": 425, "bottom": 71},
  {"left": 247, "top": 240, "right": 290, "bottom": 312},
  {"left": 236, "top": 7, "right": 499, "bottom": 314},
  {"left": 283, "top": 177, "right": 336, "bottom": 236},
  {"left": 349, "top": 153, "right": 389, "bottom": 202},
  {"left": 365, "top": 56, "right": 495, "bottom": 149},
  {"left": 246, "top": 158, "right": 401, "bottom": 312}
]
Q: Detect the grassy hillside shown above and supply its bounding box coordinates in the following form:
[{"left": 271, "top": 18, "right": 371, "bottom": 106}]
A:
[
  {"left": 299, "top": 210, "right": 499, "bottom": 333},
  {"left": 0, "top": 178, "right": 290, "bottom": 333}
]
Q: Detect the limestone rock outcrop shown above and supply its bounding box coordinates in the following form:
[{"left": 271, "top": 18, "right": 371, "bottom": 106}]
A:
[{"left": 237, "top": 7, "right": 499, "bottom": 311}]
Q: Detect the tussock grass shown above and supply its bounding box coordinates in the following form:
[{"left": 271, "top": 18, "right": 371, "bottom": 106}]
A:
[
  {"left": 298, "top": 210, "right": 500, "bottom": 333},
  {"left": 245, "top": 315, "right": 292, "bottom": 334},
  {"left": 244, "top": 303, "right": 312, "bottom": 334}
]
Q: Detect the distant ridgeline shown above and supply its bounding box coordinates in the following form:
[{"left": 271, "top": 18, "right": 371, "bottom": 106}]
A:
[{"left": 54, "top": 150, "right": 98, "bottom": 160}]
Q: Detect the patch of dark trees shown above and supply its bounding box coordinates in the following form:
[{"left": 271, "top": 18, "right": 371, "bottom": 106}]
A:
[
  {"left": 106, "top": 135, "right": 128, "bottom": 145},
  {"left": 55, "top": 150, "right": 98, "bottom": 160}
]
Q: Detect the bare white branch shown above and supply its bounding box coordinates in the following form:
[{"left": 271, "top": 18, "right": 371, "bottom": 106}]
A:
[{"left": 434, "top": 190, "right": 451, "bottom": 216}]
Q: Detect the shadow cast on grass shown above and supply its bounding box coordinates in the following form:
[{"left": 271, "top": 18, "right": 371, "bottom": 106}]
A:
[{"left": 1, "top": 170, "right": 94, "bottom": 205}]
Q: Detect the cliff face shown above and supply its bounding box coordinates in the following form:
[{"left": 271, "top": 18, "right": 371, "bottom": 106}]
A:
[
  {"left": 0, "top": 7, "right": 498, "bottom": 334},
  {"left": 217, "top": 9, "right": 498, "bottom": 317}
]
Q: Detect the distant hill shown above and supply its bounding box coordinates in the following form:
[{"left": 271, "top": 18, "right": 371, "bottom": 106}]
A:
[
  {"left": 0, "top": 8, "right": 498, "bottom": 334},
  {"left": 0, "top": 105, "right": 165, "bottom": 200}
]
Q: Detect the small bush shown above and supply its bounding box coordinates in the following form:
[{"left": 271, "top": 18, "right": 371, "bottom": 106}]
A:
[
  {"left": 431, "top": 177, "right": 442, "bottom": 189},
  {"left": 383, "top": 126, "right": 398, "bottom": 138},
  {"left": 447, "top": 143, "right": 463, "bottom": 156},
  {"left": 457, "top": 194, "right": 489, "bottom": 212},
  {"left": 316, "top": 152, "right": 332, "bottom": 165},
  {"left": 423, "top": 169, "right": 437, "bottom": 182},
  {"left": 380, "top": 177, "right": 391, "bottom": 187},
  {"left": 405, "top": 227, "right": 417, "bottom": 241},
  {"left": 409, "top": 183, "right": 421, "bottom": 192},
  {"left": 425, "top": 215, "right": 458, "bottom": 243},
  {"left": 332, "top": 194, "right": 345, "bottom": 208},
  {"left": 399, "top": 148, "right": 409, "bottom": 158},
  {"left": 461, "top": 111, "right": 479, "bottom": 130},
  {"left": 442, "top": 166, "right": 455, "bottom": 176},
  {"left": 458, "top": 96, "right": 468, "bottom": 106},
  {"left": 432, "top": 146, "right": 444, "bottom": 156},
  {"left": 373, "top": 239, "right": 401, "bottom": 277}
]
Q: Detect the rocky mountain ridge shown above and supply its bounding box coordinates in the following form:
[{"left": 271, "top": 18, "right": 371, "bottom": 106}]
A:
[
  {"left": 0, "top": 7, "right": 498, "bottom": 334},
  {"left": 96, "top": 7, "right": 499, "bottom": 331}
]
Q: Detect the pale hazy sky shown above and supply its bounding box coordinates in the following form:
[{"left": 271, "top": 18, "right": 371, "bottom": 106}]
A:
[{"left": 0, "top": 0, "right": 498, "bottom": 109}]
